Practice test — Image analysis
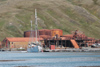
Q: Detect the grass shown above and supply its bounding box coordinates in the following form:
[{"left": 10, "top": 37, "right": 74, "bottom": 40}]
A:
[
  {"left": 38, "top": 12, "right": 57, "bottom": 29},
  {"left": 15, "top": 11, "right": 33, "bottom": 31},
  {"left": 0, "top": 0, "right": 100, "bottom": 40},
  {"left": 0, "top": 0, "right": 7, "bottom": 2},
  {"left": 0, "top": 20, "right": 5, "bottom": 28}
]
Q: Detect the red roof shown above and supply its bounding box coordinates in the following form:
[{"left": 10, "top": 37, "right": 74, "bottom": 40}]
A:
[
  {"left": 63, "top": 34, "right": 73, "bottom": 37},
  {"left": 5, "top": 37, "right": 43, "bottom": 42}
]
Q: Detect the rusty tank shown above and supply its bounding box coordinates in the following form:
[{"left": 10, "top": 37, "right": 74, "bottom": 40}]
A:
[
  {"left": 24, "top": 30, "right": 39, "bottom": 37},
  {"left": 24, "top": 29, "right": 51, "bottom": 37},
  {"left": 24, "top": 31, "right": 31, "bottom": 37},
  {"left": 51, "top": 29, "right": 63, "bottom": 37},
  {"left": 39, "top": 29, "right": 51, "bottom": 36}
]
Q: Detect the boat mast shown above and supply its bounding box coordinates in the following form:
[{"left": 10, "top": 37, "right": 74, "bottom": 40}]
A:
[
  {"left": 30, "top": 20, "right": 34, "bottom": 44},
  {"left": 35, "top": 9, "right": 38, "bottom": 43}
]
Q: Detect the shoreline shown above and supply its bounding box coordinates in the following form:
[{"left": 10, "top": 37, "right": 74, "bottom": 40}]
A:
[
  {"left": 44, "top": 48, "right": 100, "bottom": 52},
  {"left": 1, "top": 48, "right": 100, "bottom": 52}
]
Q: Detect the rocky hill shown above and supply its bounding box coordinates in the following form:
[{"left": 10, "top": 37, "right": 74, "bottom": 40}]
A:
[{"left": 0, "top": 0, "right": 100, "bottom": 41}]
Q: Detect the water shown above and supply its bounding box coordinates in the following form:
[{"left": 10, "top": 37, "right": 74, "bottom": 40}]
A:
[{"left": 0, "top": 51, "right": 100, "bottom": 67}]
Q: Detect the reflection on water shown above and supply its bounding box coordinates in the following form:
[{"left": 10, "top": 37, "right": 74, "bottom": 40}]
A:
[
  {"left": 0, "top": 52, "right": 100, "bottom": 67},
  {"left": 0, "top": 60, "right": 25, "bottom": 62}
]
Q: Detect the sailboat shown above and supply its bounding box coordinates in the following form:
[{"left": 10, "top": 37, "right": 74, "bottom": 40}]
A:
[{"left": 27, "top": 9, "right": 42, "bottom": 52}]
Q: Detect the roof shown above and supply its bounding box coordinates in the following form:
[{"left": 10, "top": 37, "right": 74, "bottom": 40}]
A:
[
  {"left": 5, "top": 37, "right": 43, "bottom": 42},
  {"left": 62, "top": 34, "right": 73, "bottom": 37}
]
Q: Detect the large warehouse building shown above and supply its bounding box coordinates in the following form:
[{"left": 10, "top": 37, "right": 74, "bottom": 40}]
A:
[{"left": 2, "top": 37, "right": 43, "bottom": 51}]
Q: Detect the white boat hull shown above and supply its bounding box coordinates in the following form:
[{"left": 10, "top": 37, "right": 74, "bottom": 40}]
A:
[{"left": 27, "top": 46, "right": 39, "bottom": 52}]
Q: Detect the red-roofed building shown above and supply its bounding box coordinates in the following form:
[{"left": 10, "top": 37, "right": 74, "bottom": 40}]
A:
[{"left": 2, "top": 37, "right": 43, "bottom": 50}]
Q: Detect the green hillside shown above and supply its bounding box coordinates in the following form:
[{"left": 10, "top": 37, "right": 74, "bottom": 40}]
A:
[{"left": 0, "top": 0, "right": 100, "bottom": 41}]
